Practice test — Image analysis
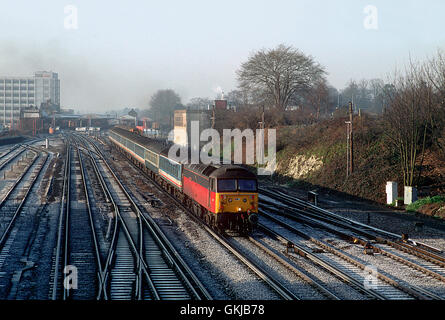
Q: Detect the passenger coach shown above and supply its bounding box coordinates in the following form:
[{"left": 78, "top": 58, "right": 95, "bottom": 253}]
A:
[{"left": 108, "top": 126, "right": 258, "bottom": 234}]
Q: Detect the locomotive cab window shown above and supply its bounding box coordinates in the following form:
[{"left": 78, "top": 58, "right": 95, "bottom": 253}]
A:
[
  {"left": 238, "top": 179, "right": 257, "bottom": 192},
  {"left": 217, "top": 179, "right": 237, "bottom": 192}
]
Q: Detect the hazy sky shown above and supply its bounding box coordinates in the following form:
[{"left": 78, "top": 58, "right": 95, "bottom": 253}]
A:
[{"left": 0, "top": 0, "right": 444, "bottom": 113}]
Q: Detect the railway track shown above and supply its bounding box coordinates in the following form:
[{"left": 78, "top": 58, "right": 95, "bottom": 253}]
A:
[
  {"left": 0, "top": 144, "right": 20, "bottom": 162},
  {"left": 74, "top": 134, "right": 211, "bottom": 300},
  {"left": 51, "top": 143, "right": 70, "bottom": 299},
  {"left": 0, "top": 145, "right": 27, "bottom": 173},
  {"left": 66, "top": 143, "right": 101, "bottom": 299},
  {"left": 258, "top": 188, "right": 445, "bottom": 299},
  {"left": 259, "top": 187, "right": 442, "bottom": 254},
  {"left": 0, "top": 149, "right": 49, "bottom": 298},
  {"left": 260, "top": 215, "right": 437, "bottom": 300},
  {"left": 94, "top": 134, "right": 352, "bottom": 300},
  {"left": 0, "top": 151, "right": 48, "bottom": 250},
  {"left": 228, "top": 235, "right": 341, "bottom": 299},
  {"left": 259, "top": 187, "right": 445, "bottom": 259},
  {"left": 98, "top": 132, "right": 445, "bottom": 300},
  {"left": 260, "top": 202, "right": 445, "bottom": 286}
]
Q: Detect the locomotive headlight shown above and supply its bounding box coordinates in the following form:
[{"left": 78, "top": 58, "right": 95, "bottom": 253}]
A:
[
  {"left": 228, "top": 198, "right": 232, "bottom": 203},
  {"left": 238, "top": 207, "right": 242, "bottom": 212}
]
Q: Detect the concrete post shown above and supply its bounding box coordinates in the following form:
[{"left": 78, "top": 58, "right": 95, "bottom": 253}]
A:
[
  {"left": 404, "top": 186, "right": 418, "bottom": 205},
  {"left": 386, "top": 182, "right": 397, "bottom": 205}
]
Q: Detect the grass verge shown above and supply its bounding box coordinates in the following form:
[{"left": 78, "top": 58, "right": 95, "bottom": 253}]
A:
[{"left": 406, "top": 195, "right": 445, "bottom": 212}]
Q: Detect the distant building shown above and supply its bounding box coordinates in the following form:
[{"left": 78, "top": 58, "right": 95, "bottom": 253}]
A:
[
  {"left": 214, "top": 99, "right": 227, "bottom": 110},
  {"left": 60, "top": 108, "right": 75, "bottom": 114},
  {"left": 119, "top": 114, "right": 137, "bottom": 127},
  {"left": 0, "top": 71, "right": 60, "bottom": 128},
  {"left": 34, "top": 71, "right": 60, "bottom": 109},
  {"left": 173, "top": 109, "right": 211, "bottom": 150},
  {"left": 20, "top": 106, "right": 41, "bottom": 134}
]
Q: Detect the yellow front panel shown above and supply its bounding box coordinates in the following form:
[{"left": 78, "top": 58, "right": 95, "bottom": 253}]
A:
[{"left": 215, "top": 193, "right": 258, "bottom": 214}]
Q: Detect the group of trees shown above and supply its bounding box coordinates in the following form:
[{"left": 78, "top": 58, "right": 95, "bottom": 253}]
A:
[
  {"left": 383, "top": 53, "right": 445, "bottom": 186},
  {"left": 145, "top": 44, "right": 439, "bottom": 133},
  {"left": 145, "top": 89, "right": 183, "bottom": 129},
  {"left": 145, "top": 44, "right": 387, "bottom": 129},
  {"left": 139, "top": 44, "right": 445, "bottom": 190},
  {"left": 144, "top": 44, "right": 339, "bottom": 129},
  {"left": 339, "top": 78, "right": 395, "bottom": 114}
]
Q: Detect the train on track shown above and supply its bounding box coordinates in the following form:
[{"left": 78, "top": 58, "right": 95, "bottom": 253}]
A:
[{"left": 108, "top": 126, "right": 259, "bottom": 234}]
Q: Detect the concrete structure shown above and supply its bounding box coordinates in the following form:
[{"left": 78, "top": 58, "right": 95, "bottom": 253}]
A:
[
  {"left": 173, "top": 109, "right": 211, "bottom": 150},
  {"left": 119, "top": 114, "right": 137, "bottom": 127},
  {"left": 386, "top": 181, "right": 398, "bottom": 205},
  {"left": 20, "top": 107, "right": 42, "bottom": 135},
  {"left": 404, "top": 186, "right": 418, "bottom": 205},
  {"left": 0, "top": 71, "right": 60, "bottom": 129}
]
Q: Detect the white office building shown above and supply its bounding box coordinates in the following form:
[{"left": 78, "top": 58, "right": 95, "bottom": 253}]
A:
[{"left": 0, "top": 71, "right": 60, "bottom": 128}]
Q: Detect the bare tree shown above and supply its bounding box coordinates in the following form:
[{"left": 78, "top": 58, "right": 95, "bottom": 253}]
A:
[
  {"left": 149, "top": 89, "right": 182, "bottom": 126},
  {"left": 186, "top": 97, "right": 212, "bottom": 110},
  {"left": 383, "top": 61, "right": 437, "bottom": 187},
  {"left": 236, "top": 44, "right": 326, "bottom": 111},
  {"left": 422, "top": 50, "right": 445, "bottom": 161},
  {"left": 302, "top": 79, "right": 329, "bottom": 120}
]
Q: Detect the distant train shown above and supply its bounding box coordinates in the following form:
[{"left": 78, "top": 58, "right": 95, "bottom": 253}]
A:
[{"left": 108, "top": 127, "right": 258, "bottom": 234}]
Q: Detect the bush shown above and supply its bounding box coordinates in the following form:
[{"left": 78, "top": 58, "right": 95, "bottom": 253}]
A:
[{"left": 406, "top": 195, "right": 445, "bottom": 212}]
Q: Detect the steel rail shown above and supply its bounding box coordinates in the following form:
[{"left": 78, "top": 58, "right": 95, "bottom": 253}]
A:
[
  {"left": 260, "top": 192, "right": 445, "bottom": 273},
  {"left": 63, "top": 143, "right": 72, "bottom": 300},
  {"left": 70, "top": 134, "right": 123, "bottom": 300},
  {"left": 260, "top": 203, "right": 445, "bottom": 285},
  {"left": 0, "top": 144, "right": 20, "bottom": 161},
  {"left": 51, "top": 143, "right": 70, "bottom": 300},
  {"left": 259, "top": 209, "right": 443, "bottom": 300},
  {"left": 0, "top": 146, "right": 26, "bottom": 172},
  {"left": 98, "top": 134, "right": 299, "bottom": 300},
  {"left": 74, "top": 141, "right": 105, "bottom": 296},
  {"left": 257, "top": 223, "right": 388, "bottom": 300},
  {"left": 246, "top": 236, "right": 341, "bottom": 300},
  {"left": 82, "top": 134, "right": 211, "bottom": 300},
  {"left": 74, "top": 134, "right": 159, "bottom": 300},
  {"left": 74, "top": 136, "right": 118, "bottom": 301},
  {"left": 0, "top": 153, "right": 48, "bottom": 250},
  {"left": 0, "top": 151, "right": 39, "bottom": 211},
  {"left": 259, "top": 187, "right": 442, "bottom": 253}
]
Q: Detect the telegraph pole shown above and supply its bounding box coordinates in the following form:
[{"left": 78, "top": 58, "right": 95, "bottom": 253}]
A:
[
  {"left": 345, "top": 120, "right": 350, "bottom": 178},
  {"left": 258, "top": 106, "right": 265, "bottom": 166},
  {"left": 348, "top": 101, "right": 354, "bottom": 175},
  {"left": 345, "top": 101, "right": 355, "bottom": 177}
]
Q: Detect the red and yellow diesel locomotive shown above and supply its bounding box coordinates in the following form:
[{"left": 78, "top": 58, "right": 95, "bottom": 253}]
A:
[{"left": 108, "top": 127, "right": 258, "bottom": 234}]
